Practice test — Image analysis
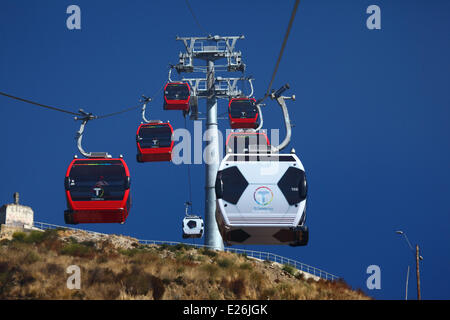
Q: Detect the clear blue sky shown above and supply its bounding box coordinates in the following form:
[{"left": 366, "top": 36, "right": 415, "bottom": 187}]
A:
[{"left": 1, "top": 0, "right": 449, "bottom": 300}]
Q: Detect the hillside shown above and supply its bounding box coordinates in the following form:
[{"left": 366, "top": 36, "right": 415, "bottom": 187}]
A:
[{"left": 0, "top": 228, "right": 370, "bottom": 300}]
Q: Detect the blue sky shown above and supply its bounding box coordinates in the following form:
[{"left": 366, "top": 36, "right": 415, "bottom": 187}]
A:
[{"left": 1, "top": 0, "right": 449, "bottom": 299}]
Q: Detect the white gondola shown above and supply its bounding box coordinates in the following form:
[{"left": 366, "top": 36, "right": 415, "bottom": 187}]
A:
[
  {"left": 182, "top": 216, "right": 204, "bottom": 239},
  {"left": 215, "top": 84, "right": 309, "bottom": 246},
  {"left": 215, "top": 152, "right": 308, "bottom": 246},
  {"left": 181, "top": 202, "right": 204, "bottom": 239}
]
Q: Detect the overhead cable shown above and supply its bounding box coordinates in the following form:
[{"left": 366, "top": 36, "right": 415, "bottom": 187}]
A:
[
  {"left": 185, "top": 0, "right": 209, "bottom": 35},
  {"left": 0, "top": 90, "right": 154, "bottom": 121},
  {"left": 257, "top": 0, "right": 300, "bottom": 104},
  {"left": 95, "top": 104, "right": 143, "bottom": 120},
  {"left": 0, "top": 91, "right": 82, "bottom": 116}
]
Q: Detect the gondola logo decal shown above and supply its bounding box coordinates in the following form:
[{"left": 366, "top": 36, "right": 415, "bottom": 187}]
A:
[
  {"left": 254, "top": 186, "right": 273, "bottom": 206},
  {"left": 92, "top": 187, "right": 104, "bottom": 198},
  {"left": 92, "top": 178, "right": 108, "bottom": 199}
]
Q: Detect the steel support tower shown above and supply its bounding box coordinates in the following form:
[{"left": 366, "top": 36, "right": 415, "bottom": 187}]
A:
[{"left": 175, "top": 35, "right": 246, "bottom": 250}]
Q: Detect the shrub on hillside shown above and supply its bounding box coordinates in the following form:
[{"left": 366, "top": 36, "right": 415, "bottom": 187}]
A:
[
  {"left": 44, "top": 263, "right": 64, "bottom": 274},
  {"left": 117, "top": 266, "right": 165, "bottom": 300},
  {"left": 217, "top": 258, "right": 234, "bottom": 269},
  {"left": 173, "top": 243, "right": 190, "bottom": 251},
  {"left": 119, "top": 248, "right": 142, "bottom": 257},
  {"left": 295, "top": 272, "right": 305, "bottom": 280},
  {"left": 0, "top": 263, "right": 35, "bottom": 298},
  {"left": 199, "top": 248, "right": 217, "bottom": 258},
  {"left": 239, "top": 262, "right": 252, "bottom": 270},
  {"left": 282, "top": 264, "right": 296, "bottom": 276},
  {"left": 201, "top": 263, "right": 220, "bottom": 278},
  {"left": 12, "top": 232, "right": 27, "bottom": 242},
  {"left": 21, "top": 251, "right": 40, "bottom": 264},
  {"left": 12, "top": 229, "right": 59, "bottom": 244},
  {"left": 230, "top": 278, "right": 246, "bottom": 298},
  {"left": 60, "top": 243, "right": 95, "bottom": 258}
]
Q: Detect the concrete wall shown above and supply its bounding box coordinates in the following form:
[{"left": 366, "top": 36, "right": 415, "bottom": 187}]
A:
[{"left": 0, "top": 204, "right": 34, "bottom": 228}]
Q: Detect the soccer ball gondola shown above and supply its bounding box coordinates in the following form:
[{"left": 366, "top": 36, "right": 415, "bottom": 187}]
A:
[
  {"left": 136, "top": 122, "right": 174, "bottom": 162},
  {"left": 182, "top": 216, "right": 204, "bottom": 239},
  {"left": 215, "top": 152, "right": 308, "bottom": 246},
  {"left": 64, "top": 158, "right": 131, "bottom": 224}
]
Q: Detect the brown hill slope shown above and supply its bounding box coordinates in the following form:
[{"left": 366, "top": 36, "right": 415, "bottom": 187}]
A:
[{"left": 0, "top": 228, "right": 370, "bottom": 300}]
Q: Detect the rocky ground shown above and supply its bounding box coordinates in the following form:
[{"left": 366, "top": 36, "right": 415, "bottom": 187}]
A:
[{"left": 0, "top": 227, "right": 371, "bottom": 300}]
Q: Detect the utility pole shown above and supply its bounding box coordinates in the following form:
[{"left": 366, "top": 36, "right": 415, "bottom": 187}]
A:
[
  {"left": 416, "top": 244, "right": 421, "bottom": 300},
  {"left": 395, "top": 231, "right": 423, "bottom": 300},
  {"left": 175, "top": 35, "right": 246, "bottom": 250},
  {"left": 405, "top": 265, "right": 409, "bottom": 300}
]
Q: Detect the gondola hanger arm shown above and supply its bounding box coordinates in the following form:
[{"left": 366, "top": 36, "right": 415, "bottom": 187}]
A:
[
  {"left": 255, "top": 102, "right": 265, "bottom": 132},
  {"left": 168, "top": 67, "right": 174, "bottom": 83},
  {"left": 247, "top": 77, "right": 254, "bottom": 98},
  {"left": 139, "top": 95, "right": 162, "bottom": 124},
  {"left": 185, "top": 201, "right": 192, "bottom": 216},
  {"left": 74, "top": 109, "right": 111, "bottom": 158},
  {"left": 270, "top": 84, "right": 296, "bottom": 153}
]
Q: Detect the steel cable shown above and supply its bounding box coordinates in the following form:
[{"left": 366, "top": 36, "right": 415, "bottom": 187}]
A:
[
  {"left": 0, "top": 91, "right": 82, "bottom": 116},
  {"left": 257, "top": 0, "right": 300, "bottom": 104}
]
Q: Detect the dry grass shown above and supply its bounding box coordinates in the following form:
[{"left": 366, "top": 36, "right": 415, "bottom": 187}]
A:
[{"left": 0, "top": 229, "right": 371, "bottom": 300}]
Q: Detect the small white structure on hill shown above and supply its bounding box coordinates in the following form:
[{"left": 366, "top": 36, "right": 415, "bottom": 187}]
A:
[{"left": 0, "top": 192, "right": 34, "bottom": 228}]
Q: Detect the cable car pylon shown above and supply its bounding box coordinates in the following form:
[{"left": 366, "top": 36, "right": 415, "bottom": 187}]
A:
[{"left": 173, "top": 35, "right": 246, "bottom": 250}]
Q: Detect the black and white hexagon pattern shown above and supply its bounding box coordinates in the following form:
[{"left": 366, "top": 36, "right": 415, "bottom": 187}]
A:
[{"left": 216, "top": 153, "right": 307, "bottom": 228}]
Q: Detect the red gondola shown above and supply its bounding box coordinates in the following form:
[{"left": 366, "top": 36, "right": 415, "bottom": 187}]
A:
[
  {"left": 228, "top": 98, "right": 259, "bottom": 129},
  {"left": 64, "top": 158, "right": 131, "bottom": 224},
  {"left": 136, "top": 122, "right": 174, "bottom": 162},
  {"left": 225, "top": 131, "right": 270, "bottom": 154},
  {"left": 163, "top": 82, "right": 191, "bottom": 111}
]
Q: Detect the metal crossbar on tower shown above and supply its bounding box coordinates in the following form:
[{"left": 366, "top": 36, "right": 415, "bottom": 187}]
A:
[{"left": 174, "top": 35, "right": 246, "bottom": 250}]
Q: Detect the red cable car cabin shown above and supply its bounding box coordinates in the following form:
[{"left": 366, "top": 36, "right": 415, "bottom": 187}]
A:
[
  {"left": 136, "top": 122, "right": 174, "bottom": 162},
  {"left": 163, "top": 82, "right": 191, "bottom": 111},
  {"left": 225, "top": 131, "right": 271, "bottom": 154},
  {"left": 228, "top": 98, "right": 259, "bottom": 129},
  {"left": 64, "top": 158, "right": 131, "bottom": 224}
]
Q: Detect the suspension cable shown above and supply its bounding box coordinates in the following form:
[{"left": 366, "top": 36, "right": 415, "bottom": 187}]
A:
[
  {"left": 0, "top": 91, "right": 82, "bottom": 116},
  {"left": 0, "top": 89, "right": 162, "bottom": 121},
  {"left": 257, "top": 0, "right": 300, "bottom": 104},
  {"left": 95, "top": 104, "right": 143, "bottom": 120},
  {"left": 184, "top": 0, "right": 209, "bottom": 35}
]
